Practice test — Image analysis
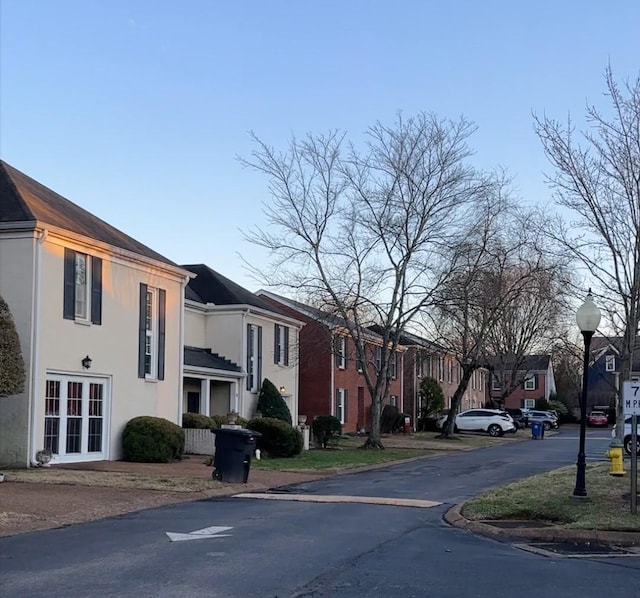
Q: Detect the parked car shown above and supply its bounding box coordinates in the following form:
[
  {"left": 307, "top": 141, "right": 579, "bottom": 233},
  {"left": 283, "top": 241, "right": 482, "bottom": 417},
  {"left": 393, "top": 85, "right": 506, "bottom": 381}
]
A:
[
  {"left": 436, "top": 409, "right": 516, "bottom": 437},
  {"left": 611, "top": 417, "right": 640, "bottom": 455},
  {"left": 587, "top": 411, "right": 608, "bottom": 427},
  {"left": 526, "top": 410, "right": 559, "bottom": 431},
  {"left": 505, "top": 408, "right": 528, "bottom": 429}
]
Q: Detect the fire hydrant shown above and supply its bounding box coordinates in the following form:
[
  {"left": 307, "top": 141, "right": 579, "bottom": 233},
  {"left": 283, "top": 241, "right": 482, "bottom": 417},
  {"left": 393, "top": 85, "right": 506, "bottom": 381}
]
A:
[{"left": 605, "top": 439, "right": 625, "bottom": 477}]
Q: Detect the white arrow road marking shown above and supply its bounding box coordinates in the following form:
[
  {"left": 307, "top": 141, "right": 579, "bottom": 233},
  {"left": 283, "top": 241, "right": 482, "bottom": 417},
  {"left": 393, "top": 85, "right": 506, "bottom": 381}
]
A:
[
  {"left": 166, "top": 525, "right": 233, "bottom": 542},
  {"left": 233, "top": 493, "right": 441, "bottom": 508}
]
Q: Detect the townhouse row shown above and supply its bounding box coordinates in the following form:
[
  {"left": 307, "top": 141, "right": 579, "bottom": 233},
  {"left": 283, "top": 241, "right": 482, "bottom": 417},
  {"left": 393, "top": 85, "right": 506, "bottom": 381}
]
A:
[{"left": 0, "top": 161, "right": 554, "bottom": 467}]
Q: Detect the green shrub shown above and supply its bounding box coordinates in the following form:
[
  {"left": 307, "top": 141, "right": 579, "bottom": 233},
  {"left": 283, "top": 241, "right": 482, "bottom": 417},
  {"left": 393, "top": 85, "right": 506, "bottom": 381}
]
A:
[
  {"left": 0, "top": 294, "right": 25, "bottom": 397},
  {"left": 182, "top": 413, "right": 218, "bottom": 429},
  {"left": 257, "top": 378, "right": 292, "bottom": 424},
  {"left": 312, "top": 415, "right": 342, "bottom": 448},
  {"left": 246, "top": 417, "right": 302, "bottom": 457},
  {"left": 418, "top": 377, "right": 444, "bottom": 418},
  {"left": 381, "top": 404, "right": 404, "bottom": 434},
  {"left": 122, "top": 416, "right": 185, "bottom": 463}
]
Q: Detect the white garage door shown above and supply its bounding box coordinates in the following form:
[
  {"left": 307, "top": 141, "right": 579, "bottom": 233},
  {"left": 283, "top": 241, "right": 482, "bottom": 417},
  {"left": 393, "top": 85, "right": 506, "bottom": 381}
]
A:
[{"left": 43, "top": 374, "right": 109, "bottom": 463}]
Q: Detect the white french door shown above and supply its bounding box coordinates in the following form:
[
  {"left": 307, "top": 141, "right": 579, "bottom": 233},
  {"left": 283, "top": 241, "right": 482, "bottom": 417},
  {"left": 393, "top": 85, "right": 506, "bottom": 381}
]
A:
[{"left": 43, "top": 374, "right": 109, "bottom": 462}]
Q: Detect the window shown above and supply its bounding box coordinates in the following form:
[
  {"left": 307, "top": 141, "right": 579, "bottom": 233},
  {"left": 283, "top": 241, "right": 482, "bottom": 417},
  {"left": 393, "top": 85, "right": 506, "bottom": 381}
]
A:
[
  {"left": 390, "top": 395, "right": 397, "bottom": 407},
  {"left": 390, "top": 352, "right": 397, "bottom": 379},
  {"left": 336, "top": 388, "right": 348, "bottom": 424},
  {"left": 416, "top": 352, "right": 423, "bottom": 378},
  {"left": 605, "top": 355, "right": 616, "bottom": 372},
  {"left": 492, "top": 375, "right": 501, "bottom": 390},
  {"left": 138, "top": 283, "right": 166, "bottom": 380},
  {"left": 246, "top": 323, "right": 263, "bottom": 392},
  {"left": 274, "top": 324, "right": 290, "bottom": 366},
  {"left": 335, "top": 336, "right": 347, "bottom": 369},
  {"left": 524, "top": 376, "right": 536, "bottom": 391},
  {"left": 438, "top": 356, "right": 444, "bottom": 381},
  {"left": 356, "top": 348, "right": 364, "bottom": 373},
  {"left": 63, "top": 248, "right": 102, "bottom": 324},
  {"left": 524, "top": 399, "right": 535, "bottom": 409},
  {"left": 375, "top": 346, "right": 382, "bottom": 372},
  {"left": 447, "top": 360, "right": 452, "bottom": 383}
]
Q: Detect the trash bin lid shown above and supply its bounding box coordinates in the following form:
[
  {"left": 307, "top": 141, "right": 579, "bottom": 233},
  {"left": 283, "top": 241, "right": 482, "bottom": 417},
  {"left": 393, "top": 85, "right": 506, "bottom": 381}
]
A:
[{"left": 211, "top": 427, "right": 262, "bottom": 438}]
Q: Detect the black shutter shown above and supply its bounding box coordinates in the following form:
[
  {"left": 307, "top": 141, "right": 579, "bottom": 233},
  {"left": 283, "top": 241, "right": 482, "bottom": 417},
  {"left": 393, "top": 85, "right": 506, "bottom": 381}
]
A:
[
  {"left": 284, "top": 327, "right": 289, "bottom": 366},
  {"left": 90, "top": 256, "right": 102, "bottom": 325},
  {"left": 344, "top": 390, "right": 348, "bottom": 423},
  {"left": 257, "top": 325, "right": 263, "bottom": 388},
  {"left": 63, "top": 248, "right": 76, "bottom": 319},
  {"left": 246, "top": 324, "right": 252, "bottom": 390},
  {"left": 138, "top": 283, "right": 147, "bottom": 378},
  {"left": 157, "top": 289, "right": 166, "bottom": 380},
  {"left": 534, "top": 374, "right": 538, "bottom": 390}
]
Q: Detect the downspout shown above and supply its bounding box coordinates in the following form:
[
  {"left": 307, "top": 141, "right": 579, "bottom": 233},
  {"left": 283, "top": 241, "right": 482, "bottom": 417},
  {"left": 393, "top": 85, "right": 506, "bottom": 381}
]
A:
[
  {"left": 241, "top": 310, "right": 248, "bottom": 417},
  {"left": 177, "top": 276, "right": 187, "bottom": 425},
  {"left": 28, "top": 228, "right": 47, "bottom": 466}
]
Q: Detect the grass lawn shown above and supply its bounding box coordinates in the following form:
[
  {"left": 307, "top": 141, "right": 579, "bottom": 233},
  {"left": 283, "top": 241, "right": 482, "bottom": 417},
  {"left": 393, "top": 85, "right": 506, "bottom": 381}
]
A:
[
  {"left": 252, "top": 448, "right": 431, "bottom": 471},
  {"left": 462, "top": 463, "right": 640, "bottom": 531}
]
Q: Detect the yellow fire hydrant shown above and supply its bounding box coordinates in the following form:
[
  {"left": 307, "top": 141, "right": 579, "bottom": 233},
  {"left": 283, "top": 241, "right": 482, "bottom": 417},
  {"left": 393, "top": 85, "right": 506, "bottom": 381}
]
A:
[{"left": 605, "top": 439, "right": 625, "bottom": 477}]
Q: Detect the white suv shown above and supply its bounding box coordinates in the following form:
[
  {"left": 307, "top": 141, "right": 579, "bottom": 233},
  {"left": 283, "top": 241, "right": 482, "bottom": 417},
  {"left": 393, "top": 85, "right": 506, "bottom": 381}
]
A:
[
  {"left": 611, "top": 416, "right": 640, "bottom": 455},
  {"left": 436, "top": 409, "right": 516, "bottom": 437}
]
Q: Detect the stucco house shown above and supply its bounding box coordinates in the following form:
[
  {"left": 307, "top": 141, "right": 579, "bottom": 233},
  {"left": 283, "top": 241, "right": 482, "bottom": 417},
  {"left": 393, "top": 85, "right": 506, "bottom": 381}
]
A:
[
  {"left": 256, "top": 291, "right": 404, "bottom": 434},
  {"left": 0, "top": 160, "right": 191, "bottom": 467},
  {"left": 182, "top": 265, "right": 304, "bottom": 423},
  {"left": 489, "top": 354, "right": 557, "bottom": 410}
]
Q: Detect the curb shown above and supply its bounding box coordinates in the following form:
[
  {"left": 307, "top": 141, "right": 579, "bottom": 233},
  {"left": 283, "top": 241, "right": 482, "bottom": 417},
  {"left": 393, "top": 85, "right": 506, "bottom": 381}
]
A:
[{"left": 443, "top": 502, "right": 640, "bottom": 547}]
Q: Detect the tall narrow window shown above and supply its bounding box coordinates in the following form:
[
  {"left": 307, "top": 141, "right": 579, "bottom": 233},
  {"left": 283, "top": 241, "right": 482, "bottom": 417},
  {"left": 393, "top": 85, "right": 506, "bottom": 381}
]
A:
[
  {"left": 64, "top": 249, "right": 102, "bottom": 324},
  {"left": 336, "top": 388, "right": 348, "bottom": 424},
  {"left": 390, "top": 351, "right": 397, "bottom": 379},
  {"left": 438, "top": 356, "right": 444, "bottom": 381},
  {"left": 375, "top": 346, "right": 382, "bottom": 372},
  {"left": 138, "top": 283, "right": 165, "bottom": 380},
  {"left": 44, "top": 380, "right": 60, "bottom": 454},
  {"left": 247, "top": 324, "right": 263, "bottom": 391},
  {"left": 335, "top": 336, "right": 347, "bottom": 369},
  {"left": 274, "top": 324, "right": 290, "bottom": 365}
]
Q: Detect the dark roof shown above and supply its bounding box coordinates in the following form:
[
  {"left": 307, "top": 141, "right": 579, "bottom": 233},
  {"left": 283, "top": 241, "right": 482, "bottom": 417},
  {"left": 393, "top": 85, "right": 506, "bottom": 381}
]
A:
[
  {"left": 489, "top": 355, "right": 551, "bottom": 372},
  {"left": 183, "top": 264, "right": 288, "bottom": 315},
  {"left": 0, "top": 160, "right": 178, "bottom": 267},
  {"left": 184, "top": 347, "right": 242, "bottom": 372}
]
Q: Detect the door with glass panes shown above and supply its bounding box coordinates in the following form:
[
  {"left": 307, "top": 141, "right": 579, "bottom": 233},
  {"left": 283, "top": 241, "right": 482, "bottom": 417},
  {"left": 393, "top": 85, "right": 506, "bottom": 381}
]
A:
[{"left": 43, "top": 375, "right": 108, "bottom": 462}]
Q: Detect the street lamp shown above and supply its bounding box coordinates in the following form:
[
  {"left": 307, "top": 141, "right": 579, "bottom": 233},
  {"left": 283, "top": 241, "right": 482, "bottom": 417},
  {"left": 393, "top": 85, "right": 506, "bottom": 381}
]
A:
[{"left": 573, "top": 289, "right": 601, "bottom": 498}]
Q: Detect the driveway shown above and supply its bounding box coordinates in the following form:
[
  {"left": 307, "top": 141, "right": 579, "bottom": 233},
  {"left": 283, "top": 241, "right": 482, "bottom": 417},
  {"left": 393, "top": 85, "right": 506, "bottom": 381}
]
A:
[{"left": 2, "top": 427, "right": 637, "bottom": 598}]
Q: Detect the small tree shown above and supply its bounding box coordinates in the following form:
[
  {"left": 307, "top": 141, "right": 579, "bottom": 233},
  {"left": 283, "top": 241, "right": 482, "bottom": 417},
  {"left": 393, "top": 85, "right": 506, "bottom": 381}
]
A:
[
  {"left": 256, "top": 378, "right": 292, "bottom": 424},
  {"left": 0, "top": 294, "right": 25, "bottom": 397},
  {"left": 418, "top": 377, "right": 445, "bottom": 418}
]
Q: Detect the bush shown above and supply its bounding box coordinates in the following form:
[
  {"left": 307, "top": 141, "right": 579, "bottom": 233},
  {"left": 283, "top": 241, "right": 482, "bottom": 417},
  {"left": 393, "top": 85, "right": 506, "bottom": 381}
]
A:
[
  {"left": 122, "top": 416, "right": 185, "bottom": 463},
  {"left": 381, "top": 404, "right": 404, "bottom": 434},
  {"left": 246, "top": 417, "right": 303, "bottom": 457},
  {"left": 312, "top": 415, "right": 342, "bottom": 448},
  {"left": 417, "top": 417, "right": 440, "bottom": 432},
  {"left": 257, "top": 379, "right": 292, "bottom": 424},
  {"left": 418, "top": 377, "right": 444, "bottom": 418},
  {"left": 0, "top": 294, "right": 25, "bottom": 397},
  {"left": 182, "top": 413, "right": 218, "bottom": 429}
]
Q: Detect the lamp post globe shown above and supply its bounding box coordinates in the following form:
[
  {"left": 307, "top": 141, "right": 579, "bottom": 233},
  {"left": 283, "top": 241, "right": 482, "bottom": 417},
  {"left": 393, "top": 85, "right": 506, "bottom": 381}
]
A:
[{"left": 573, "top": 289, "right": 601, "bottom": 498}]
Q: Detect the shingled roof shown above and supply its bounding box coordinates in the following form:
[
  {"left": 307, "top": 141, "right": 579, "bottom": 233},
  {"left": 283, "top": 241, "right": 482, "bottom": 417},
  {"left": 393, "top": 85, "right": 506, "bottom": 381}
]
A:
[
  {"left": 0, "top": 160, "right": 178, "bottom": 267},
  {"left": 183, "top": 264, "right": 288, "bottom": 315},
  {"left": 184, "top": 346, "right": 242, "bottom": 372}
]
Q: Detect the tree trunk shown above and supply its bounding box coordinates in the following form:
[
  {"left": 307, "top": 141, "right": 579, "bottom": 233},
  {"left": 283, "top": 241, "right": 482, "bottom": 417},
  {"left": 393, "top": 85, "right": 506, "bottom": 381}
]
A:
[
  {"left": 439, "top": 365, "right": 474, "bottom": 439},
  {"left": 363, "top": 393, "right": 385, "bottom": 449}
]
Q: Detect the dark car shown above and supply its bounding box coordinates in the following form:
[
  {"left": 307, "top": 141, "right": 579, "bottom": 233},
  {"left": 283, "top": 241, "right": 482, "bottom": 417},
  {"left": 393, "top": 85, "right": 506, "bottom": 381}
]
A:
[
  {"left": 505, "top": 408, "right": 528, "bottom": 429},
  {"left": 527, "top": 410, "right": 559, "bottom": 431}
]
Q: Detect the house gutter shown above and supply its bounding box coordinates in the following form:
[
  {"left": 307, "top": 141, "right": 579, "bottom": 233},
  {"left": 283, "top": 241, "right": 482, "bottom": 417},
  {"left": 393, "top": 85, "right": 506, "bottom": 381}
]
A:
[{"left": 28, "top": 228, "right": 47, "bottom": 466}]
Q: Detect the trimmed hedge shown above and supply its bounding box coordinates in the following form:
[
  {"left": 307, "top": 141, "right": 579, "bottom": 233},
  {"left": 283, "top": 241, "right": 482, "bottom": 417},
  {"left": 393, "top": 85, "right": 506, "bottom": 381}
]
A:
[
  {"left": 122, "top": 416, "right": 185, "bottom": 463},
  {"left": 246, "top": 417, "right": 303, "bottom": 458},
  {"left": 257, "top": 379, "right": 292, "bottom": 424},
  {"left": 182, "top": 413, "right": 218, "bottom": 429},
  {"left": 312, "top": 415, "right": 342, "bottom": 448}
]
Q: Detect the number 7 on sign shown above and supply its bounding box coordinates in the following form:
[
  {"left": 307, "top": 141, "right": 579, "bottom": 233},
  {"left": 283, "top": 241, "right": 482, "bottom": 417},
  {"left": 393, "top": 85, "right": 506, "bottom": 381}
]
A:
[{"left": 622, "top": 381, "right": 640, "bottom": 415}]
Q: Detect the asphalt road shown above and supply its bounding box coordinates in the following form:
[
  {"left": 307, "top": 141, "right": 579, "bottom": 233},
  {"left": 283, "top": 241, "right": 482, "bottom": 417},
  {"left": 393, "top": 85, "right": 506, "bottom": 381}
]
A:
[{"left": 2, "top": 427, "right": 639, "bottom": 598}]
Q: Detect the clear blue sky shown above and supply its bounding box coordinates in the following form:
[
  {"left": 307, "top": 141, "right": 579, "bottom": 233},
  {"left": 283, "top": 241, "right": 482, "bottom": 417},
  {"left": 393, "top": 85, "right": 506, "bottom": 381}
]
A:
[{"left": 1, "top": 1, "right": 638, "bottom": 290}]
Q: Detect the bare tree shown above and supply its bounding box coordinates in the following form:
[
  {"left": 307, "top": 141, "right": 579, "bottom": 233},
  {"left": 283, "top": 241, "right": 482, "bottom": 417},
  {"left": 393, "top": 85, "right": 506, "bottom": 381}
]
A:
[
  {"left": 534, "top": 66, "right": 640, "bottom": 435},
  {"left": 241, "top": 112, "right": 495, "bottom": 448},
  {"left": 424, "top": 201, "right": 567, "bottom": 438}
]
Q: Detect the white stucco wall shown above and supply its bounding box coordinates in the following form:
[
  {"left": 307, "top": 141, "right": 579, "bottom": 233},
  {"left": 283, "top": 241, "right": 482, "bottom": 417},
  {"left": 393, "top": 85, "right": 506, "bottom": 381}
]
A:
[
  {"left": 0, "top": 232, "right": 36, "bottom": 467},
  {"left": 31, "top": 234, "right": 186, "bottom": 462},
  {"left": 184, "top": 307, "right": 205, "bottom": 348}
]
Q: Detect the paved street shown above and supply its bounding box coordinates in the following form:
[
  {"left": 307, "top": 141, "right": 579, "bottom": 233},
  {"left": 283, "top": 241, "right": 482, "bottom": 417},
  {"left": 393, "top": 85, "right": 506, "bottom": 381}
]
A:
[{"left": 2, "top": 428, "right": 638, "bottom": 598}]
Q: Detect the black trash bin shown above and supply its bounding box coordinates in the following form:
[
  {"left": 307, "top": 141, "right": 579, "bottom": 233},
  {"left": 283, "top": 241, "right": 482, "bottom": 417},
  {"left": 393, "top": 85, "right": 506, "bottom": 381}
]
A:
[{"left": 211, "top": 427, "right": 261, "bottom": 483}]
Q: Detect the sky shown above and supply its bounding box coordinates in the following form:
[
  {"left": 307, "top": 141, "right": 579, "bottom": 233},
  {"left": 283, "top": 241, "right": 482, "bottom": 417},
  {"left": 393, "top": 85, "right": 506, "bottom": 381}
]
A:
[{"left": 1, "top": 0, "right": 638, "bottom": 291}]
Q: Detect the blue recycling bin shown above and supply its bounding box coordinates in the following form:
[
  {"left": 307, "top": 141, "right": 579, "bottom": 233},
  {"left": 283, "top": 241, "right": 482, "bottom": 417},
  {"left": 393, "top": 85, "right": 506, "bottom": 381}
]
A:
[{"left": 531, "top": 421, "right": 543, "bottom": 440}]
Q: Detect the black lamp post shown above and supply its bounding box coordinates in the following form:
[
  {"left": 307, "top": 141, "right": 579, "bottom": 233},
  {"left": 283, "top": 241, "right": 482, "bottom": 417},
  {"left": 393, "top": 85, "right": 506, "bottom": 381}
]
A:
[{"left": 573, "top": 289, "right": 601, "bottom": 498}]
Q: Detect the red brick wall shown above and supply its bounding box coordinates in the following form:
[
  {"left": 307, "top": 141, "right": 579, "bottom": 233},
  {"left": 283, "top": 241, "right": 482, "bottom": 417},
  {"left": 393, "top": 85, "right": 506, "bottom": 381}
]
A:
[{"left": 499, "top": 373, "right": 547, "bottom": 409}]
